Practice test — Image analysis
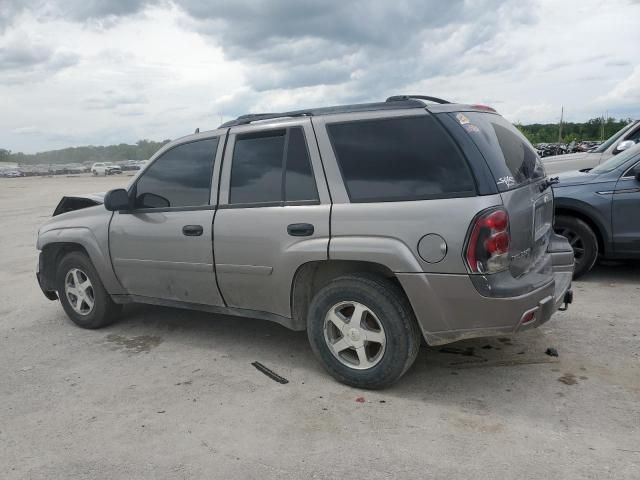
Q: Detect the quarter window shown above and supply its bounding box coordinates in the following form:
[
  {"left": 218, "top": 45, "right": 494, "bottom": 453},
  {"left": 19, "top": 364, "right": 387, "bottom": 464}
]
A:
[
  {"left": 230, "top": 127, "right": 318, "bottom": 204},
  {"left": 135, "top": 138, "right": 218, "bottom": 209},
  {"left": 328, "top": 116, "right": 475, "bottom": 202}
]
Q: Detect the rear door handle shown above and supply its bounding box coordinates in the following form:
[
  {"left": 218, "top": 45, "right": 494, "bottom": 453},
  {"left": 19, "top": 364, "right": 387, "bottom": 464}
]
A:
[
  {"left": 182, "top": 225, "right": 204, "bottom": 236},
  {"left": 287, "top": 223, "right": 314, "bottom": 237}
]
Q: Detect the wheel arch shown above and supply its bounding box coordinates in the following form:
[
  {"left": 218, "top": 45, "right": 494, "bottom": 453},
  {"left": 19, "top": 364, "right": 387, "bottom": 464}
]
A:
[
  {"left": 555, "top": 204, "right": 609, "bottom": 256},
  {"left": 290, "top": 260, "right": 414, "bottom": 331},
  {"left": 38, "top": 228, "right": 124, "bottom": 294}
]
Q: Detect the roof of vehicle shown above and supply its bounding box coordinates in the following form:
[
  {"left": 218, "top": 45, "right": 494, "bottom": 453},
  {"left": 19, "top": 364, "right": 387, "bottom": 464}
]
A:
[{"left": 218, "top": 95, "right": 498, "bottom": 128}]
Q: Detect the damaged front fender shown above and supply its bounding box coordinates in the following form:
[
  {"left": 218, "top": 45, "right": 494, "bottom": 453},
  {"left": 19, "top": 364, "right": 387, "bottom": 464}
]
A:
[{"left": 53, "top": 193, "right": 105, "bottom": 216}]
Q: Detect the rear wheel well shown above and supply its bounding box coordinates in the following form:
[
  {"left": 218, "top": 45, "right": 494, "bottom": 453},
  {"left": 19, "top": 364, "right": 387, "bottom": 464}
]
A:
[
  {"left": 40, "top": 243, "right": 91, "bottom": 291},
  {"left": 290, "top": 260, "right": 412, "bottom": 330},
  {"left": 555, "top": 208, "right": 606, "bottom": 256}
]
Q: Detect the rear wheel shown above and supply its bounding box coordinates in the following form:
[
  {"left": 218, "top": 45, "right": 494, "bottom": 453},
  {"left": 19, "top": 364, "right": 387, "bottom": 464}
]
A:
[
  {"left": 307, "top": 274, "right": 420, "bottom": 389},
  {"left": 554, "top": 215, "right": 598, "bottom": 278},
  {"left": 56, "top": 251, "right": 122, "bottom": 329}
]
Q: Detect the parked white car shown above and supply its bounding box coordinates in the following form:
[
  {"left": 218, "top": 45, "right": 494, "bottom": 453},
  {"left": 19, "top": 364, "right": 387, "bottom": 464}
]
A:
[
  {"left": 91, "top": 162, "right": 122, "bottom": 176},
  {"left": 543, "top": 120, "right": 640, "bottom": 174}
]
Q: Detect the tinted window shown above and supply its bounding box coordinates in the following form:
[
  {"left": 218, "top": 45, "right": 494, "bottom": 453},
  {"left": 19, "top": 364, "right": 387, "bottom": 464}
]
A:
[
  {"left": 135, "top": 138, "right": 218, "bottom": 208},
  {"left": 285, "top": 128, "right": 318, "bottom": 201},
  {"left": 456, "top": 112, "right": 544, "bottom": 191},
  {"left": 328, "top": 116, "right": 475, "bottom": 202},
  {"left": 230, "top": 131, "right": 285, "bottom": 204},
  {"left": 230, "top": 128, "right": 318, "bottom": 204}
]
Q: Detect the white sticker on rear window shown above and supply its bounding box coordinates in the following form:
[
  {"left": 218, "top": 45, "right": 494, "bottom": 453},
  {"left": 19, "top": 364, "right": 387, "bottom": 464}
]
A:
[{"left": 497, "top": 176, "right": 515, "bottom": 188}]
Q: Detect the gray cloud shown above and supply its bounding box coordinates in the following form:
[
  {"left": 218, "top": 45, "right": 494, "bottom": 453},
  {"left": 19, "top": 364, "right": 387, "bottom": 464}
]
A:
[
  {"left": 0, "top": 38, "right": 79, "bottom": 83},
  {"left": 175, "top": 0, "right": 539, "bottom": 97},
  {"left": 0, "top": 0, "right": 156, "bottom": 32},
  {"left": 83, "top": 90, "right": 149, "bottom": 110}
]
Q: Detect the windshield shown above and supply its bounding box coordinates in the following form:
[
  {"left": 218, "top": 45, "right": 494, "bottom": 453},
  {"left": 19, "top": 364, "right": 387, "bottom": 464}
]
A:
[
  {"left": 594, "top": 121, "right": 636, "bottom": 153},
  {"left": 591, "top": 143, "right": 640, "bottom": 174}
]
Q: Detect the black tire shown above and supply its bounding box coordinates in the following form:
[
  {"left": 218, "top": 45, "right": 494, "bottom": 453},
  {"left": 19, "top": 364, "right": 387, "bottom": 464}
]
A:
[
  {"left": 56, "top": 251, "right": 122, "bottom": 329},
  {"left": 554, "top": 215, "right": 598, "bottom": 278},
  {"left": 307, "top": 274, "right": 421, "bottom": 389}
]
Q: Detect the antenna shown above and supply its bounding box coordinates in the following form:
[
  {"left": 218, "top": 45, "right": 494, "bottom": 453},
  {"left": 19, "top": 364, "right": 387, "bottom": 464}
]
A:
[{"left": 194, "top": 128, "right": 200, "bottom": 134}]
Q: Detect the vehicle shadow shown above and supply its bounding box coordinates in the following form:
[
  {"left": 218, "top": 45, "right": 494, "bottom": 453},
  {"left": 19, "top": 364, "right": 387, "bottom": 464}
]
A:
[
  {"left": 111, "top": 302, "right": 563, "bottom": 406},
  {"left": 578, "top": 259, "right": 640, "bottom": 285}
]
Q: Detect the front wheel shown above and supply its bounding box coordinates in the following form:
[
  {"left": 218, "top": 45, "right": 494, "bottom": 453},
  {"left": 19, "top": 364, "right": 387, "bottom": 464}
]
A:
[
  {"left": 56, "top": 252, "right": 122, "bottom": 329},
  {"left": 554, "top": 215, "right": 598, "bottom": 278},
  {"left": 307, "top": 274, "right": 421, "bottom": 389}
]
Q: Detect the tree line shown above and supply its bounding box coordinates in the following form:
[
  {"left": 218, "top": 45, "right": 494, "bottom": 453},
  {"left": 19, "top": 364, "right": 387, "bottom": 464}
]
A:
[
  {"left": 0, "top": 139, "right": 171, "bottom": 165},
  {"left": 0, "top": 117, "right": 635, "bottom": 165},
  {"left": 515, "top": 117, "right": 632, "bottom": 144}
]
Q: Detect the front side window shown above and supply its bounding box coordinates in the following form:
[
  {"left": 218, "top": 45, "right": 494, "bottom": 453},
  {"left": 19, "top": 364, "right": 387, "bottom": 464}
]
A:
[
  {"left": 328, "top": 116, "right": 475, "bottom": 203},
  {"left": 230, "top": 127, "right": 318, "bottom": 205},
  {"left": 135, "top": 138, "right": 218, "bottom": 209}
]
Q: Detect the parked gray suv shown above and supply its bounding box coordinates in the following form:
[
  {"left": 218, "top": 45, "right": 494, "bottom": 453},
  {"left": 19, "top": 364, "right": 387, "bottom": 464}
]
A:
[{"left": 36, "top": 95, "right": 574, "bottom": 388}]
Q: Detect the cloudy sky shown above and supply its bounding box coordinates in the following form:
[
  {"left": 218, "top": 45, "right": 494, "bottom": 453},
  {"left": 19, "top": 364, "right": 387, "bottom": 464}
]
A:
[{"left": 1, "top": 0, "right": 639, "bottom": 153}]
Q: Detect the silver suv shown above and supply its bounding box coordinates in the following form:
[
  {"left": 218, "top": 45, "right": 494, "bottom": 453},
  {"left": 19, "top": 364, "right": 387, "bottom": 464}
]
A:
[{"left": 36, "top": 95, "right": 574, "bottom": 388}]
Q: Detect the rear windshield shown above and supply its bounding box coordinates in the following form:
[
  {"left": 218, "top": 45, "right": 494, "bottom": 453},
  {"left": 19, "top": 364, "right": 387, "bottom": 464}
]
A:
[{"left": 452, "top": 112, "right": 544, "bottom": 191}]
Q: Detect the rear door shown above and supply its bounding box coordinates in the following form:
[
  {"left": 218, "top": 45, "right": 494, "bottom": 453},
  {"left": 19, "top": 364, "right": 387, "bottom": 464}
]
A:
[
  {"left": 109, "top": 134, "right": 225, "bottom": 306},
  {"left": 213, "top": 118, "right": 331, "bottom": 318},
  {"left": 455, "top": 111, "right": 551, "bottom": 277}
]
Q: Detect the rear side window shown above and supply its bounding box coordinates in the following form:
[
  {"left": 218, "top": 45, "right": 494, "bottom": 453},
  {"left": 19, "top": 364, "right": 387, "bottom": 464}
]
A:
[
  {"left": 135, "top": 138, "right": 218, "bottom": 208},
  {"left": 230, "top": 127, "right": 318, "bottom": 205},
  {"left": 455, "top": 112, "right": 544, "bottom": 191},
  {"left": 327, "top": 116, "right": 475, "bottom": 203}
]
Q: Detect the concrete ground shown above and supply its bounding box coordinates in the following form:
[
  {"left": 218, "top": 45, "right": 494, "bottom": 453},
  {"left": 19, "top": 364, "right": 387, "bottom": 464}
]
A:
[{"left": 1, "top": 175, "right": 639, "bottom": 479}]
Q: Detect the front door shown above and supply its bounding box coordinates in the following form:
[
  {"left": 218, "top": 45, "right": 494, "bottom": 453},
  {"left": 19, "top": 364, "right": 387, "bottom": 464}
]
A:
[
  {"left": 109, "top": 134, "right": 225, "bottom": 306},
  {"left": 214, "top": 119, "right": 331, "bottom": 318},
  {"left": 612, "top": 160, "right": 640, "bottom": 256}
]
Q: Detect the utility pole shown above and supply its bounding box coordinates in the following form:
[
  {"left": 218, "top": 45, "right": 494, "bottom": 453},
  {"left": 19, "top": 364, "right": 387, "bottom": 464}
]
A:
[{"left": 557, "top": 106, "right": 563, "bottom": 154}]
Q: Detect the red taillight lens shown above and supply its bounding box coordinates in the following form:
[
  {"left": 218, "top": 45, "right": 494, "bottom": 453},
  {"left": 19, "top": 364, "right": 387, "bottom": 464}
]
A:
[{"left": 465, "top": 208, "right": 511, "bottom": 273}]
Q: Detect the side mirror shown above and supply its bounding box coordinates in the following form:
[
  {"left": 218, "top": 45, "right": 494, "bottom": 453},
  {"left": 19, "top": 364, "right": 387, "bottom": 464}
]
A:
[
  {"left": 615, "top": 140, "right": 635, "bottom": 154},
  {"left": 137, "top": 192, "right": 170, "bottom": 209},
  {"left": 104, "top": 188, "right": 131, "bottom": 211}
]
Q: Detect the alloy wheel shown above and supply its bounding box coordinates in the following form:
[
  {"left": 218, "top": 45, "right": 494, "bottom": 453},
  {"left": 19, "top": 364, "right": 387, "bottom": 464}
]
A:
[
  {"left": 323, "top": 301, "right": 386, "bottom": 370},
  {"left": 64, "top": 268, "right": 95, "bottom": 315}
]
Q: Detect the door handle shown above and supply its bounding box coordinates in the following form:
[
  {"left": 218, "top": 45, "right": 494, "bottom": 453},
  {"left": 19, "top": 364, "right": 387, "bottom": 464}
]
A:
[
  {"left": 182, "top": 225, "right": 204, "bottom": 236},
  {"left": 287, "top": 223, "right": 314, "bottom": 237}
]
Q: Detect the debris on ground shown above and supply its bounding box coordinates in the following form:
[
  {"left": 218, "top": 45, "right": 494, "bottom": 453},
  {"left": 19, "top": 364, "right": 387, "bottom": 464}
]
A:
[
  {"left": 251, "top": 361, "right": 289, "bottom": 384},
  {"left": 558, "top": 373, "right": 577, "bottom": 385},
  {"left": 355, "top": 397, "right": 365, "bottom": 403},
  {"left": 545, "top": 347, "right": 559, "bottom": 357}
]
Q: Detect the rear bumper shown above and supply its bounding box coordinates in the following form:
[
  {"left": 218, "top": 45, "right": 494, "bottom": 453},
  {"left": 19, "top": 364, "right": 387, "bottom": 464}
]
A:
[{"left": 398, "top": 236, "right": 574, "bottom": 346}]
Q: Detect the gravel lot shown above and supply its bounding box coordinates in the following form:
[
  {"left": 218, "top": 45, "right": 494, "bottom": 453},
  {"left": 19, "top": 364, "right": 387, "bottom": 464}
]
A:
[{"left": 1, "top": 175, "right": 639, "bottom": 479}]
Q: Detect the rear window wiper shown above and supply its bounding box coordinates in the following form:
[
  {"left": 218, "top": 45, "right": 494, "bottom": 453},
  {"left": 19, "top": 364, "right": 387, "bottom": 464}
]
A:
[{"left": 539, "top": 176, "right": 559, "bottom": 192}]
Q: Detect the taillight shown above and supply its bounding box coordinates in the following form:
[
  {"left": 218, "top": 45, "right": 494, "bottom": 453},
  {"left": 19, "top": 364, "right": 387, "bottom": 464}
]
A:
[{"left": 465, "top": 208, "right": 511, "bottom": 273}]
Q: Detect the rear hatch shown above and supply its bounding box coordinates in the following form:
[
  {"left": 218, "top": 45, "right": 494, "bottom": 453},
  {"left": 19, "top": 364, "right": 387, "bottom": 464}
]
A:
[{"left": 452, "top": 111, "right": 551, "bottom": 277}]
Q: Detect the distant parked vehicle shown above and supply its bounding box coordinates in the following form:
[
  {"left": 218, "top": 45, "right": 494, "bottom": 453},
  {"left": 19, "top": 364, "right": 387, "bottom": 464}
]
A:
[
  {"left": 553, "top": 143, "right": 640, "bottom": 277},
  {"left": 543, "top": 120, "right": 640, "bottom": 174},
  {"left": 0, "top": 170, "right": 24, "bottom": 178},
  {"left": 91, "top": 162, "right": 122, "bottom": 176}
]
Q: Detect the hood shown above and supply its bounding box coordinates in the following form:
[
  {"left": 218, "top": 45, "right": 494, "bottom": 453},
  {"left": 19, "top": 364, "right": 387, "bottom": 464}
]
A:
[
  {"left": 52, "top": 192, "right": 105, "bottom": 216},
  {"left": 553, "top": 169, "right": 602, "bottom": 187},
  {"left": 542, "top": 151, "right": 593, "bottom": 163}
]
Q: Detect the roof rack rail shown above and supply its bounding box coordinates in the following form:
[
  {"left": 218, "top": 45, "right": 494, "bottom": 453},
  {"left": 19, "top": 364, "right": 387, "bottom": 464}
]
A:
[
  {"left": 220, "top": 111, "right": 313, "bottom": 128},
  {"left": 218, "top": 98, "right": 428, "bottom": 128},
  {"left": 386, "top": 95, "right": 451, "bottom": 104}
]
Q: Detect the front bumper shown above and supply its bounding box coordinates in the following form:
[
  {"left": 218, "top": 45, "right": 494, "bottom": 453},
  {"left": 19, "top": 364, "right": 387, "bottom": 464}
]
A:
[
  {"left": 36, "top": 252, "right": 58, "bottom": 301},
  {"left": 398, "top": 236, "right": 574, "bottom": 346}
]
